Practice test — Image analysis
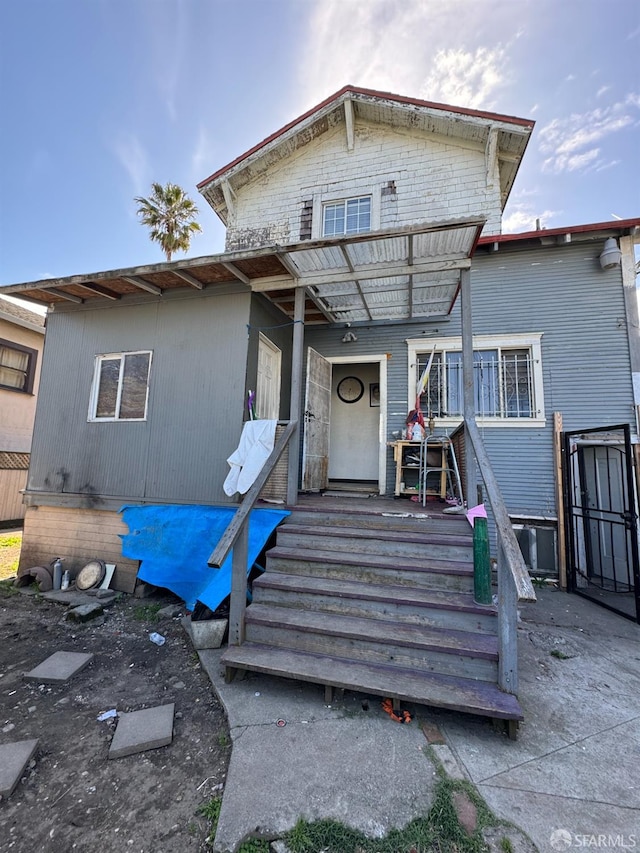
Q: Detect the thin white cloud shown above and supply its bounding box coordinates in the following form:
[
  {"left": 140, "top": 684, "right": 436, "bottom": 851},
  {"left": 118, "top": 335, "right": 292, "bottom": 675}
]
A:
[
  {"left": 596, "top": 85, "right": 611, "bottom": 98},
  {"left": 190, "top": 126, "right": 216, "bottom": 186},
  {"left": 112, "top": 133, "right": 150, "bottom": 198},
  {"left": 139, "top": 0, "right": 188, "bottom": 121},
  {"left": 543, "top": 147, "right": 600, "bottom": 173},
  {"left": 538, "top": 95, "right": 640, "bottom": 173},
  {"left": 421, "top": 46, "right": 506, "bottom": 109},
  {"left": 594, "top": 158, "right": 620, "bottom": 173},
  {"left": 565, "top": 74, "right": 576, "bottom": 82},
  {"left": 295, "top": 0, "right": 517, "bottom": 112},
  {"left": 502, "top": 207, "right": 562, "bottom": 233}
]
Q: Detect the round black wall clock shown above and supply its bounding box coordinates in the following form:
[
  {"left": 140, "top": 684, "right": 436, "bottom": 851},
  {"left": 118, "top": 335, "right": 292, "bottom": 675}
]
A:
[{"left": 337, "top": 376, "right": 364, "bottom": 403}]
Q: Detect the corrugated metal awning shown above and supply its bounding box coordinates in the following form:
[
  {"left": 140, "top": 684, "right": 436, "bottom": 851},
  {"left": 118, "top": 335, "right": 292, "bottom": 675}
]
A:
[{"left": 0, "top": 217, "right": 485, "bottom": 325}]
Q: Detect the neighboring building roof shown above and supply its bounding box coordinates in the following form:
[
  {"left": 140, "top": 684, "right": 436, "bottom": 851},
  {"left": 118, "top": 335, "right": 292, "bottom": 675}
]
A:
[
  {"left": 477, "top": 218, "right": 640, "bottom": 249},
  {"left": 0, "top": 295, "right": 46, "bottom": 334},
  {"left": 197, "top": 85, "right": 535, "bottom": 223}
]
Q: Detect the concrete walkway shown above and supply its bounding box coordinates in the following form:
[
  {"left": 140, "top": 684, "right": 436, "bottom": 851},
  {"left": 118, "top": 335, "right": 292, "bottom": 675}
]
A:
[{"left": 200, "top": 588, "right": 640, "bottom": 852}]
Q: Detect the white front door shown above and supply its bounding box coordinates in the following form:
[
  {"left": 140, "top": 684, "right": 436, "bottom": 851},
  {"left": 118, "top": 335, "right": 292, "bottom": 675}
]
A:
[
  {"left": 329, "top": 362, "right": 380, "bottom": 481},
  {"left": 256, "top": 333, "right": 281, "bottom": 419},
  {"left": 301, "top": 347, "right": 331, "bottom": 491}
]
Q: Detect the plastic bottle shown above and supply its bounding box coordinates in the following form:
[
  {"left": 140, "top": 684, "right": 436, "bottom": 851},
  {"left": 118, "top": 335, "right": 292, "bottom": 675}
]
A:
[
  {"left": 52, "top": 558, "right": 63, "bottom": 591},
  {"left": 61, "top": 570, "right": 70, "bottom": 591},
  {"left": 149, "top": 632, "right": 166, "bottom": 646}
]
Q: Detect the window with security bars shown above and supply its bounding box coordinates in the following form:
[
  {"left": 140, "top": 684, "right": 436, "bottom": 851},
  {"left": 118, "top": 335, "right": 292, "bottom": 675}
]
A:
[
  {"left": 417, "top": 347, "right": 535, "bottom": 419},
  {"left": 323, "top": 196, "right": 371, "bottom": 237},
  {"left": 0, "top": 339, "right": 37, "bottom": 393}
]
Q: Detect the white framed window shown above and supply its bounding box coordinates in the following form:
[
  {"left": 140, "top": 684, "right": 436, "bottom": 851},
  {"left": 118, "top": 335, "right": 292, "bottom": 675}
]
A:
[
  {"left": 322, "top": 195, "right": 372, "bottom": 237},
  {"left": 407, "top": 334, "right": 545, "bottom": 426},
  {"left": 89, "top": 351, "right": 152, "bottom": 422}
]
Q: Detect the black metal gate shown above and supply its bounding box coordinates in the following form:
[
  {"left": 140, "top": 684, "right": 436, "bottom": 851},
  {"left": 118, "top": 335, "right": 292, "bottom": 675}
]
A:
[{"left": 564, "top": 424, "right": 640, "bottom": 623}]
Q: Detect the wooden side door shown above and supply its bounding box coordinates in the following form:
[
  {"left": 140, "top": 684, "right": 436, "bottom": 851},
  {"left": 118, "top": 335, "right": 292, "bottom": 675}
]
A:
[
  {"left": 301, "top": 347, "right": 331, "bottom": 491},
  {"left": 256, "top": 333, "right": 282, "bottom": 419}
]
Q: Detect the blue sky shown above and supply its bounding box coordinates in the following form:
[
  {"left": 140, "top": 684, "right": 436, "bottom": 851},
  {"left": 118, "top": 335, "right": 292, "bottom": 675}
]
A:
[{"left": 0, "top": 0, "right": 638, "bottom": 290}]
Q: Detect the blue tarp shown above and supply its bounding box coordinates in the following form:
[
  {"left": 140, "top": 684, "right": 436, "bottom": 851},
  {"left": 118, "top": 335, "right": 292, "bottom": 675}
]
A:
[{"left": 119, "top": 504, "right": 289, "bottom": 611}]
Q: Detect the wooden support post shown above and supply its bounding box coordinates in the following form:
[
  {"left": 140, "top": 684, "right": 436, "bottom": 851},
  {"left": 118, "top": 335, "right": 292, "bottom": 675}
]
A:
[
  {"left": 324, "top": 685, "right": 333, "bottom": 704},
  {"left": 460, "top": 268, "right": 477, "bottom": 507},
  {"left": 553, "top": 412, "right": 568, "bottom": 590},
  {"left": 473, "top": 517, "right": 492, "bottom": 604},
  {"left": 228, "top": 523, "right": 249, "bottom": 646},
  {"left": 497, "top": 535, "right": 519, "bottom": 695},
  {"left": 287, "top": 287, "right": 305, "bottom": 505}
]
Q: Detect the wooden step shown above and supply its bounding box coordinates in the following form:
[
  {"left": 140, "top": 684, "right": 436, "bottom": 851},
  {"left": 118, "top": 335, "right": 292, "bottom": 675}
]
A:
[
  {"left": 277, "top": 524, "right": 473, "bottom": 560},
  {"left": 252, "top": 573, "right": 497, "bottom": 633},
  {"left": 266, "top": 546, "right": 473, "bottom": 592},
  {"left": 220, "top": 643, "right": 523, "bottom": 721},
  {"left": 245, "top": 603, "right": 498, "bottom": 681},
  {"left": 285, "top": 507, "right": 470, "bottom": 535}
]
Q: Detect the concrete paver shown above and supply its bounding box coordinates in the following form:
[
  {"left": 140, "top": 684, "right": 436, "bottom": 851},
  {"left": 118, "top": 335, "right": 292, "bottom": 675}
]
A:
[
  {"left": 23, "top": 651, "right": 94, "bottom": 684},
  {"left": 0, "top": 739, "right": 39, "bottom": 798},
  {"left": 108, "top": 703, "right": 175, "bottom": 759}
]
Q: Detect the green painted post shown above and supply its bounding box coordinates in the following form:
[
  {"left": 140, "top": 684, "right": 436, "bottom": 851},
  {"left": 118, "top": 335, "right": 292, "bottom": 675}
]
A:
[{"left": 473, "top": 517, "right": 492, "bottom": 605}]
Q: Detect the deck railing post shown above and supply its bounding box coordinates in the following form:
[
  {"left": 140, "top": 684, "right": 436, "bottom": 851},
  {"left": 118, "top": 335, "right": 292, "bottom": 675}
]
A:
[
  {"left": 497, "top": 533, "right": 519, "bottom": 694},
  {"left": 228, "top": 522, "right": 249, "bottom": 646}
]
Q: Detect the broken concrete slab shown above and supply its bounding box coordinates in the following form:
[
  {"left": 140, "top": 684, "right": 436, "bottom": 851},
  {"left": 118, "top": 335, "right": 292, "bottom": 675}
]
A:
[
  {"left": 108, "top": 703, "right": 175, "bottom": 759},
  {"left": 42, "top": 589, "right": 117, "bottom": 607},
  {"left": 65, "top": 603, "right": 104, "bottom": 623},
  {"left": 24, "top": 651, "right": 94, "bottom": 684},
  {"left": 0, "top": 739, "right": 39, "bottom": 798},
  {"left": 428, "top": 744, "right": 468, "bottom": 781},
  {"left": 182, "top": 615, "right": 227, "bottom": 649}
]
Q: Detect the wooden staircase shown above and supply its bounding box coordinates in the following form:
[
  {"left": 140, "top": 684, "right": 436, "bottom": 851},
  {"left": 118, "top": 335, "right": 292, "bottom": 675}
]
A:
[{"left": 220, "top": 505, "right": 523, "bottom": 726}]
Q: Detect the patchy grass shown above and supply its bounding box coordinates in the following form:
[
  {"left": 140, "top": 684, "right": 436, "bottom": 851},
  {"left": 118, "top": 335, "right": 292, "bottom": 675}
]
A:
[
  {"left": 550, "top": 649, "right": 572, "bottom": 660},
  {"left": 133, "top": 602, "right": 162, "bottom": 622},
  {"left": 0, "top": 531, "right": 22, "bottom": 580},
  {"left": 198, "top": 797, "right": 222, "bottom": 845},
  {"left": 0, "top": 578, "right": 19, "bottom": 597},
  {"left": 285, "top": 776, "right": 495, "bottom": 852}
]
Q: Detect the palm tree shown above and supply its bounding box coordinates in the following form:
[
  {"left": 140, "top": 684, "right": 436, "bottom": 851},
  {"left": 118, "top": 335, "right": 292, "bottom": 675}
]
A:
[{"left": 135, "top": 182, "right": 202, "bottom": 262}]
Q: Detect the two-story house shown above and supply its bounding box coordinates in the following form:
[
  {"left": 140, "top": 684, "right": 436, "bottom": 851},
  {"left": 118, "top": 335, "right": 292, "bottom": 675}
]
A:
[{"left": 1, "top": 86, "right": 638, "bottom": 728}]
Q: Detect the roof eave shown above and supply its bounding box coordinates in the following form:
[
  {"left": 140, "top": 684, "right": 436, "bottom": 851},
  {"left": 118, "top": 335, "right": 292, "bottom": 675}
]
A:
[{"left": 197, "top": 85, "right": 534, "bottom": 211}]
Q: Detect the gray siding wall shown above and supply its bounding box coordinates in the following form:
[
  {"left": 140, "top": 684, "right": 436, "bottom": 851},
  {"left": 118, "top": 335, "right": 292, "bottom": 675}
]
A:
[
  {"left": 29, "top": 286, "right": 251, "bottom": 505},
  {"left": 306, "top": 240, "right": 634, "bottom": 519}
]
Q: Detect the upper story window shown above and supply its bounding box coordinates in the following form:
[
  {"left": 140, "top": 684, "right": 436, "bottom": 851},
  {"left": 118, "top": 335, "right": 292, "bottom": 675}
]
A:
[
  {"left": 0, "top": 338, "right": 37, "bottom": 394},
  {"left": 89, "top": 351, "right": 152, "bottom": 422},
  {"left": 323, "top": 196, "right": 371, "bottom": 237},
  {"left": 407, "top": 334, "right": 545, "bottom": 426}
]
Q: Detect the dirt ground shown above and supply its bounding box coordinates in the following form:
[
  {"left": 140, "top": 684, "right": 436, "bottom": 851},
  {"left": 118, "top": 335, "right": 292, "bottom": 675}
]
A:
[{"left": 0, "top": 586, "right": 230, "bottom": 853}]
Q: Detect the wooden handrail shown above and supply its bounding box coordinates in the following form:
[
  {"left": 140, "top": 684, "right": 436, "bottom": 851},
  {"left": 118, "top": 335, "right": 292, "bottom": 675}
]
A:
[
  {"left": 208, "top": 420, "right": 297, "bottom": 568},
  {"left": 464, "top": 418, "right": 537, "bottom": 603}
]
